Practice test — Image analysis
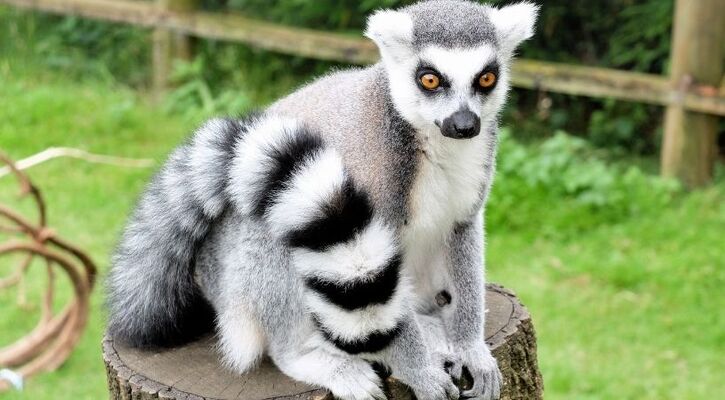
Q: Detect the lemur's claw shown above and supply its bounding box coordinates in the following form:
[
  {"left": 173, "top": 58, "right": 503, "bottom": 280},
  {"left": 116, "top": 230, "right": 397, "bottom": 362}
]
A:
[
  {"left": 402, "top": 366, "right": 460, "bottom": 400},
  {"left": 441, "top": 352, "right": 464, "bottom": 381},
  {"left": 457, "top": 346, "right": 502, "bottom": 400}
]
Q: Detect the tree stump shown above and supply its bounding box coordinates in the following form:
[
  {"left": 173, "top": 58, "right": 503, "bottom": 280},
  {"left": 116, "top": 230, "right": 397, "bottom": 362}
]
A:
[{"left": 103, "top": 284, "right": 543, "bottom": 400}]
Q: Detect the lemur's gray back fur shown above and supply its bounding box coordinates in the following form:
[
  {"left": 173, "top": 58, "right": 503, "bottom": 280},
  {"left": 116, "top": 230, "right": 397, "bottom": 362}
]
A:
[{"left": 268, "top": 65, "right": 419, "bottom": 226}]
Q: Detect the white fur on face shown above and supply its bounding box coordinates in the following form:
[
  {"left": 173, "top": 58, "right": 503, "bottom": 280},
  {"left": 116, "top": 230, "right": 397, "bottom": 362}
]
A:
[{"left": 385, "top": 43, "right": 509, "bottom": 135}]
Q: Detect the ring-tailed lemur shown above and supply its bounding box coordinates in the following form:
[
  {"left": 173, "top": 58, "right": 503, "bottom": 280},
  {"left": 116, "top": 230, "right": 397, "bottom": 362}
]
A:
[{"left": 107, "top": 1, "right": 537, "bottom": 399}]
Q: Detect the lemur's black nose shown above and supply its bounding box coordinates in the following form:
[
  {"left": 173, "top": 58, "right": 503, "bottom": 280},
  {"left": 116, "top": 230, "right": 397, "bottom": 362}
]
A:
[{"left": 441, "top": 109, "right": 481, "bottom": 139}]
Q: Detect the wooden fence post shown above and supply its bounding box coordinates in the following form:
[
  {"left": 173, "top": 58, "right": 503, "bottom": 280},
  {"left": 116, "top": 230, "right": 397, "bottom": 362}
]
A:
[
  {"left": 661, "top": 0, "right": 724, "bottom": 188},
  {"left": 152, "top": 0, "right": 199, "bottom": 99}
]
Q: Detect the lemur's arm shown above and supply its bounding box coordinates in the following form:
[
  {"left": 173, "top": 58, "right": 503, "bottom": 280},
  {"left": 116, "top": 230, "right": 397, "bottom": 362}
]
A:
[
  {"left": 443, "top": 210, "right": 502, "bottom": 398},
  {"left": 446, "top": 212, "right": 485, "bottom": 346}
]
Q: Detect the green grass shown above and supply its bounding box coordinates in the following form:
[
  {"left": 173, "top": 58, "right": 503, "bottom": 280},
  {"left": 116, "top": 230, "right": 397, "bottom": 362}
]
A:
[
  {"left": 0, "top": 63, "right": 199, "bottom": 400},
  {"left": 1, "top": 45, "right": 724, "bottom": 400},
  {"left": 488, "top": 191, "right": 725, "bottom": 399}
]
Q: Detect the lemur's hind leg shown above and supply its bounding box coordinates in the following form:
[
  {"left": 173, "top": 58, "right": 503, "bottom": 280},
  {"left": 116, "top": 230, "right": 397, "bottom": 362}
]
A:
[
  {"left": 269, "top": 336, "right": 386, "bottom": 400},
  {"left": 215, "top": 304, "right": 266, "bottom": 374}
]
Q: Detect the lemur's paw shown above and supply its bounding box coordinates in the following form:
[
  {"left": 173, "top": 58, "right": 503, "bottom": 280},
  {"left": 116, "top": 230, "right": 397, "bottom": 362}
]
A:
[
  {"left": 407, "top": 367, "right": 460, "bottom": 400},
  {"left": 437, "top": 351, "right": 464, "bottom": 382},
  {"left": 328, "top": 359, "right": 386, "bottom": 400},
  {"left": 458, "top": 346, "right": 502, "bottom": 400}
]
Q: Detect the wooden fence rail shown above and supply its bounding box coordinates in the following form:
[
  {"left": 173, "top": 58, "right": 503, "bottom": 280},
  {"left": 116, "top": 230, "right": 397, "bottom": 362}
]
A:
[{"left": 1, "top": 0, "right": 723, "bottom": 187}]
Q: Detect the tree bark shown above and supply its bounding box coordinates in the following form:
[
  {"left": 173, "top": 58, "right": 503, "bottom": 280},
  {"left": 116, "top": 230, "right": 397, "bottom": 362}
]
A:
[{"left": 103, "top": 284, "right": 543, "bottom": 400}]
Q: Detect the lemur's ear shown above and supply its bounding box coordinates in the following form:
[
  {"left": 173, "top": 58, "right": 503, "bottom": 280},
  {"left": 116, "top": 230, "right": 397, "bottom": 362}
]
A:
[
  {"left": 489, "top": 2, "right": 539, "bottom": 55},
  {"left": 365, "top": 10, "right": 414, "bottom": 62}
]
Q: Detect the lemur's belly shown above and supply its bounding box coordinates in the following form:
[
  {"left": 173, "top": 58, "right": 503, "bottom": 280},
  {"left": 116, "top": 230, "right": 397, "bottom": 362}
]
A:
[{"left": 402, "top": 133, "right": 488, "bottom": 311}]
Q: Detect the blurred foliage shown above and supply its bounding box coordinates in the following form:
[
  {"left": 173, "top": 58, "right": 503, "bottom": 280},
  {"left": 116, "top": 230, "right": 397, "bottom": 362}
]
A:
[
  {"left": 488, "top": 129, "right": 680, "bottom": 236},
  {"left": 0, "top": 9, "right": 150, "bottom": 86},
  {"left": 3, "top": 0, "right": 720, "bottom": 156},
  {"left": 163, "top": 57, "right": 254, "bottom": 117},
  {"left": 213, "top": 0, "right": 406, "bottom": 31},
  {"left": 503, "top": 0, "right": 676, "bottom": 153}
]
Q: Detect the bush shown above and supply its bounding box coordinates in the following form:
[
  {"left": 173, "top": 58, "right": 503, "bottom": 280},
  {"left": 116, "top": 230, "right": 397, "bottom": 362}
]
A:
[
  {"left": 499, "top": 0, "right": 675, "bottom": 153},
  {"left": 0, "top": 8, "right": 150, "bottom": 86},
  {"left": 488, "top": 129, "right": 681, "bottom": 236}
]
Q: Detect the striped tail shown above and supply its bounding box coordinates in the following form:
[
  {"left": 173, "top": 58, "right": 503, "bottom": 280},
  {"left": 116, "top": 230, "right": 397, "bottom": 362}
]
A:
[
  {"left": 107, "top": 117, "right": 254, "bottom": 348},
  {"left": 108, "top": 114, "right": 408, "bottom": 352},
  {"left": 228, "top": 117, "right": 410, "bottom": 355}
]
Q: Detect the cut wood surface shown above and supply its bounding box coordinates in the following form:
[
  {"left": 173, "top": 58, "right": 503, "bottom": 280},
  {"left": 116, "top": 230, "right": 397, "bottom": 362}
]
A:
[
  {"left": 103, "top": 284, "right": 543, "bottom": 400},
  {"left": 2, "top": 0, "right": 724, "bottom": 116}
]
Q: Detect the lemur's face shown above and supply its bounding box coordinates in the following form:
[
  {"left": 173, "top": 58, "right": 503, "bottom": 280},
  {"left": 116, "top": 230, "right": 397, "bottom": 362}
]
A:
[
  {"left": 365, "top": 0, "right": 538, "bottom": 139},
  {"left": 405, "top": 44, "right": 503, "bottom": 139}
]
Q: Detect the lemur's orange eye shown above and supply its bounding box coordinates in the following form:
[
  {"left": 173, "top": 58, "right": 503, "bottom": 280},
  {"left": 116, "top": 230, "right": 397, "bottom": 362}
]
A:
[
  {"left": 420, "top": 73, "right": 441, "bottom": 90},
  {"left": 479, "top": 72, "right": 497, "bottom": 88}
]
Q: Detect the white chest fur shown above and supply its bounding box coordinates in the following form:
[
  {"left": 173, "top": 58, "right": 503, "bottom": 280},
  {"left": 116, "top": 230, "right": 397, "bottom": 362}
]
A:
[{"left": 402, "top": 130, "right": 489, "bottom": 306}]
